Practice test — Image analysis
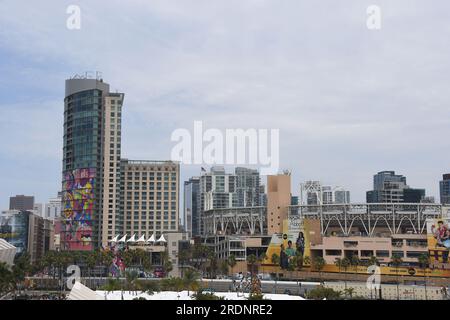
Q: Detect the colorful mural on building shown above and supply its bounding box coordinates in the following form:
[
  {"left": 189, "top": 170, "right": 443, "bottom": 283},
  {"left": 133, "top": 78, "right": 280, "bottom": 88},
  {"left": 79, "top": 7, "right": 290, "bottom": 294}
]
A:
[{"left": 62, "top": 168, "right": 96, "bottom": 250}]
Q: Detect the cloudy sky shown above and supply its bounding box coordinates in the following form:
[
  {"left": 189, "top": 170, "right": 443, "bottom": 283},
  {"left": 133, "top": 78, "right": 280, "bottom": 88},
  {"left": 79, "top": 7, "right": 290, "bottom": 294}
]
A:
[{"left": 0, "top": 0, "right": 449, "bottom": 210}]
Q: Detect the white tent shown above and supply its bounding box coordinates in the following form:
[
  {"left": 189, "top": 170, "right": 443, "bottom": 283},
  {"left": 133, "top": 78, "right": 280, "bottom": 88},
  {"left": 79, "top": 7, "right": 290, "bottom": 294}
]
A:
[
  {"left": 68, "top": 282, "right": 102, "bottom": 300},
  {"left": 127, "top": 234, "right": 136, "bottom": 242},
  {"left": 110, "top": 235, "right": 120, "bottom": 243},
  {"left": 157, "top": 234, "right": 166, "bottom": 243},
  {"left": 118, "top": 234, "right": 127, "bottom": 243},
  {"left": 0, "top": 239, "right": 16, "bottom": 266},
  {"left": 137, "top": 235, "right": 146, "bottom": 242},
  {"left": 147, "top": 233, "right": 155, "bottom": 243}
]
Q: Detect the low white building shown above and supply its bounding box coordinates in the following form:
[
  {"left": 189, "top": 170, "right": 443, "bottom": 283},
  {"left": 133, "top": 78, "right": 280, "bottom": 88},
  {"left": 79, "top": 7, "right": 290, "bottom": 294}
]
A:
[{"left": 0, "top": 238, "right": 17, "bottom": 266}]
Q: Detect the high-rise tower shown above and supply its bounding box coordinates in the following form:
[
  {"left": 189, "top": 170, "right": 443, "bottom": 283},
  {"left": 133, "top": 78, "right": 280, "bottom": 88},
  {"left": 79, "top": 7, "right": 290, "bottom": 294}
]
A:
[{"left": 62, "top": 76, "right": 124, "bottom": 250}]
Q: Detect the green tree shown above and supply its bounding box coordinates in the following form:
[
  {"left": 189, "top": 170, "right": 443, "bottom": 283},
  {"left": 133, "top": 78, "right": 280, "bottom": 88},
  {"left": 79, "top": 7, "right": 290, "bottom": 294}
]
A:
[
  {"left": 270, "top": 253, "right": 280, "bottom": 292},
  {"left": 85, "top": 251, "right": 97, "bottom": 288},
  {"left": 312, "top": 256, "right": 326, "bottom": 282},
  {"left": 418, "top": 253, "right": 429, "bottom": 300},
  {"left": 183, "top": 269, "right": 200, "bottom": 295},
  {"left": 343, "top": 287, "right": 355, "bottom": 299},
  {"left": 125, "top": 270, "right": 139, "bottom": 292},
  {"left": 350, "top": 255, "right": 360, "bottom": 272},
  {"left": 307, "top": 286, "right": 341, "bottom": 300},
  {"left": 368, "top": 255, "right": 378, "bottom": 267},
  {"left": 258, "top": 252, "right": 268, "bottom": 275},
  {"left": 0, "top": 262, "right": 13, "bottom": 297},
  {"left": 341, "top": 257, "right": 351, "bottom": 290},
  {"left": 390, "top": 254, "right": 403, "bottom": 300},
  {"left": 12, "top": 253, "right": 32, "bottom": 296},
  {"left": 178, "top": 245, "right": 192, "bottom": 277},
  {"left": 102, "top": 278, "right": 123, "bottom": 293},
  {"left": 228, "top": 254, "right": 237, "bottom": 278},
  {"left": 192, "top": 288, "right": 224, "bottom": 300},
  {"left": 246, "top": 254, "right": 258, "bottom": 276}
]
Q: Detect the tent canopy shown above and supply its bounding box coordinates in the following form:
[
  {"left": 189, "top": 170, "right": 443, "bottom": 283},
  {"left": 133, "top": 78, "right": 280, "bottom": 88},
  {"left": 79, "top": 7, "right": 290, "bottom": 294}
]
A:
[{"left": 68, "top": 282, "right": 102, "bottom": 300}]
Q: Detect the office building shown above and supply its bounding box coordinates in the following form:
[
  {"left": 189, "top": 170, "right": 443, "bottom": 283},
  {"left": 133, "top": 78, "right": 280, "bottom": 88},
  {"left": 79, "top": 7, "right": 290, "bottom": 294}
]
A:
[
  {"left": 366, "top": 171, "right": 425, "bottom": 203},
  {"left": 0, "top": 210, "right": 54, "bottom": 263},
  {"left": 184, "top": 177, "right": 200, "bottom": 238},
  {"left": 121, "top": 159, "right": 180, "bottom": 239},
  {"left": 62, "top": 77, "right": 124, "bottom": 250},
  {"left": 440, "top": 174, "right": 450, "bottom": 205},
  {"left": 9, "top": 195, "right": 34, "bottom": 211}
]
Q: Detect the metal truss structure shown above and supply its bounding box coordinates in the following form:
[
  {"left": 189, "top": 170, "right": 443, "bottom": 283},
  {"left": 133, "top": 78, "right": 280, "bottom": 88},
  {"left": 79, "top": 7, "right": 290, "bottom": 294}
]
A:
[
  {"left": 288, "top": 203, "right": 446, "bottom": 236},
  {"left": 202, "top": 206, "right": 266, "bottom": 236}
]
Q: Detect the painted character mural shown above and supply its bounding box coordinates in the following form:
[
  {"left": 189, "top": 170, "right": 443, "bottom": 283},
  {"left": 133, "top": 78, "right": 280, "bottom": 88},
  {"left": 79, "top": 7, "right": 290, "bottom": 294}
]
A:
[{"left": 62, "top": 168, "right": 95, "bottom": 250}]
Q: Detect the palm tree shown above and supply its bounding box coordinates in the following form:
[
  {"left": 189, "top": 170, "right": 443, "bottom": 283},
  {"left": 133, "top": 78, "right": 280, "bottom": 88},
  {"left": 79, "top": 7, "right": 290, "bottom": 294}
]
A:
[
  {"left": 312, "top": 256, "right": 325, "bottom": 283},
  {"left": 178, "top": 246, "right": 192, "bottom": 277},
  {"left": 287, "top": 257, "right": 297, "bottom": 279},
  {"left": 125, "top": 270, "right": 139, "bottom": 293},
  {"left": 334, "top": 258, "right": 343, "bottom": 273},
  {"left": 14, "top": 253, "right": 32, "bottom": 291},
  {"left": 258, "top": 252, "right": 268, "bottom": 276},
  {"left": 270, "top": 253, "right": 280, "bottom": 292},
  {"left": 418, "top": 253, "right": 429, "bottom": 300},
  {"left": 183, "top": 269, "right": 200, "bottom": 295},
  {"left": 0, "top": 262, "right": 13, "bottom": 297},
  {"left": 390, "top": 254, "right": 403, "bottom": 300},
  {"left": 341, "top": 257, "right": 351, "bottom": 291},
  {"left": 246, "top": 254, "right": 258, "bottom": 276},
  {"left": 228, "top": 255, "right": 237, "bottom": 278},
  {"left": 343, "top": 287, "right": 355, "bottom": 299},
  {"left": 219, "top": 259, "right": 229, "bottom": 277},
  {"left": 161, "top": 250, "right": 173, "bottom": 276},
  {"left": 351, "top": 255, "right": 360, "bottom": 273},
  {"left": 86, "top": 251, "right": 97, "bottom": 288},
  {"left": 368, "top": 255, "right": 378, "bottom": 267}
]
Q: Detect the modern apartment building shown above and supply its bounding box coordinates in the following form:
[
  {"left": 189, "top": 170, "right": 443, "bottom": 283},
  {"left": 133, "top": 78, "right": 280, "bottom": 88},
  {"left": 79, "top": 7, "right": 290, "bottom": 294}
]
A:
[
  {"left": 62, "top": 77, "right": 124, "bottom": 250},
  {"left": 302, "top": 182, "right": 351, "bottom": 205},
  {"left": 366, "top": 171, "right": 425, "bottom": 203},
  {"left": 334, "top": 190, "right": 351, "bottom": 204},
  {"left": 199, "top": 167, "right": 264, "bottom": 235},
  {"left": 120, "top": 159, "right": 180, "bottom": 239},
  {"left": 440, "top": 174, "right": 450, "bottom": 205},
  {"left": 235, "top": 167, "right": 261, "bottom": 207}
]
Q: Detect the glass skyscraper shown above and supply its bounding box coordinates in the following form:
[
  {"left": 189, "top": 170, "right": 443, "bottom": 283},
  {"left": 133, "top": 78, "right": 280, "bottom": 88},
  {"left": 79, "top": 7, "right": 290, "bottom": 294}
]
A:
[
  {"left": 440, "top": 174, "right": 450, "bottom": 205},
  {"left": 62, "top": 77, "right": 124, "bottom": 250}
]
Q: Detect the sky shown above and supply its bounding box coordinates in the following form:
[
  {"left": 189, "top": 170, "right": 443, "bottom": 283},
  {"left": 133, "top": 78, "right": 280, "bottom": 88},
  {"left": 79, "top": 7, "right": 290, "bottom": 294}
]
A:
[{"left": 0, "top": 0, "right": 449, "bottom": 210}]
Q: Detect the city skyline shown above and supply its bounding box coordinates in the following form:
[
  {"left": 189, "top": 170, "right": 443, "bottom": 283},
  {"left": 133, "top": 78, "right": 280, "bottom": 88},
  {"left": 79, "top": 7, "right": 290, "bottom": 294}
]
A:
[{"left": 1, "top": 1, "right": 450, "bottom": 210}]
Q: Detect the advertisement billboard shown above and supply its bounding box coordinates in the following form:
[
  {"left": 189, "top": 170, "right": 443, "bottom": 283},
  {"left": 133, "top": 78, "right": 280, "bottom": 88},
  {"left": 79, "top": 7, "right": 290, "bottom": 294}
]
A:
[
  {"left": 263, "top": 216, "right": 312, "bottom": 268},
  {"left": 0, "top": 212, "right": 29, "bottom": 255},
  {"left": 426, "top": 218, "right": 450, "bottom": 267}
]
